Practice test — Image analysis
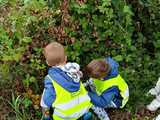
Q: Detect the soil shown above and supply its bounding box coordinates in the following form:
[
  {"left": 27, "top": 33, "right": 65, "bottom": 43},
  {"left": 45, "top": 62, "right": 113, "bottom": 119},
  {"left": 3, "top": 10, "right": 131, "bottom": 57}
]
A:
[
  {"left": 108, "top": 107, "right": 156, "bottom": 120},
  {"left": 0, "top": 87, "right": 14, "bottom": 120}
]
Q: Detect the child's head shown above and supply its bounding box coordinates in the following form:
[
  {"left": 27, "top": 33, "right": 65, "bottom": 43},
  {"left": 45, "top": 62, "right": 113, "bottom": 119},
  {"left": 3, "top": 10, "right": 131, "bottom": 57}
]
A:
[
  {"left": 43, "top": 42, "right": 66, "bottom": 66},
  {"left": 86, "top": 59, "right": 111, "bottom": 79}
]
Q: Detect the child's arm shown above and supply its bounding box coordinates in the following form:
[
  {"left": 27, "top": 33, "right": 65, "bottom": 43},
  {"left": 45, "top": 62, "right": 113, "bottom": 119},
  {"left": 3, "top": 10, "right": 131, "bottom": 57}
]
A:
[
  {"left": 88, "top": 86, "right": 121, "bottom": 108},
  {"left": 41, "top": 92, "right": 53, "bottom": 120},
  {"left": 42, "top": 78, "right": 56, "bottom": 107},
  {"left": 41, "top": 78, "right": 56, "bottom": 119}
]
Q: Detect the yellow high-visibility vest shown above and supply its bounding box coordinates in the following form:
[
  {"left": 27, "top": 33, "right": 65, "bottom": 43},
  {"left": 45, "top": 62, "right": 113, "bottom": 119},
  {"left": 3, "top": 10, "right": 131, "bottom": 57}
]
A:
[
  {"left": 93, "top": 74, "right": 129, "bottom": 108},
  {"left": 47, "top": 75, "right": 92, "bottom": 120}
]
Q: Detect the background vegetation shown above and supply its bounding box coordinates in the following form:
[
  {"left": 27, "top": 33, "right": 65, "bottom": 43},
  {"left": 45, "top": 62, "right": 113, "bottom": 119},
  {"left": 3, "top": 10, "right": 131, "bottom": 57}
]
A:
[{"left": 0, "top": 0, "right": 160, "bottom": 119}]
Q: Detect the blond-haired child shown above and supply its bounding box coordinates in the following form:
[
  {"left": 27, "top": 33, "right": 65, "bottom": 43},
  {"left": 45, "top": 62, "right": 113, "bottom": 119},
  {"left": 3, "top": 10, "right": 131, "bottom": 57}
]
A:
[{"left": 40, "top": 42, "right": 92, "bottom": 120}]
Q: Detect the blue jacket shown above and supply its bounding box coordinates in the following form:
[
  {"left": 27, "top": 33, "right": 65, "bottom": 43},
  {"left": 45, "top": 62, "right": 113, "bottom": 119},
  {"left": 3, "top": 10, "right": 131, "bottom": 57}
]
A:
[
  {"left": 88, "top": 57, "right": 122, "bottom": 108},
  {"left": 42, "top": 67, "right": 81, "bottom": 108}
]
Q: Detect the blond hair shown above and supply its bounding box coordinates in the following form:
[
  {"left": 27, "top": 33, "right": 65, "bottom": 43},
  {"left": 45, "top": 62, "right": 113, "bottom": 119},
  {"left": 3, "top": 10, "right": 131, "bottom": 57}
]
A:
[
  {"left": 43, "top": 42, "right": 66, "bottom": 66},
  {"left": 86, "top": 59, "right": 111, "bottom": 79}
]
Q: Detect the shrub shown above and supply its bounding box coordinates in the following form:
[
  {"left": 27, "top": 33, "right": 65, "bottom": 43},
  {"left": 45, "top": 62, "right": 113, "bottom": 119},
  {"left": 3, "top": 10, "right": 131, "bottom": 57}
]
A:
[{"left": 0, "top": 0, "right": 160, "bottom": 119}]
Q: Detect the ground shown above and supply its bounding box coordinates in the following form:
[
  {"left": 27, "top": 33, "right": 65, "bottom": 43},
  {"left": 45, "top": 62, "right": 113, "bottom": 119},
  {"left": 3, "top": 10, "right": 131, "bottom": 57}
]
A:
[{"left": 0, "top": 85, "right": 158, "bottom": 120}]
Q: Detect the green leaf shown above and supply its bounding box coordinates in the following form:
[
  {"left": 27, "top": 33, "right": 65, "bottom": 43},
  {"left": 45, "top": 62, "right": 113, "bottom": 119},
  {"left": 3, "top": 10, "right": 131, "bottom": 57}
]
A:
[
  {"left": 22, "top": 37, "right": 32, "bottom": 43},
  {"left": 22, "top": 98, "right": 32, "bottom": 108},
  {"left": 113, "top": 55, "right": 123, "bottom": 61},
  {"left": 123, "top": 5, "right": 133, "bottom": 15},
  {"left": 154, "top": 40, "right": 160, "bottom": 48}
]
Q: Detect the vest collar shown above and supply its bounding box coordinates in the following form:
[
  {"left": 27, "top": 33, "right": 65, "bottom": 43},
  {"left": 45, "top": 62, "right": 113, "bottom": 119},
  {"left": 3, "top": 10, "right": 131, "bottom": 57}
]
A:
[{"left": 48, "top": 67, "right": 80, "bottom": 92}]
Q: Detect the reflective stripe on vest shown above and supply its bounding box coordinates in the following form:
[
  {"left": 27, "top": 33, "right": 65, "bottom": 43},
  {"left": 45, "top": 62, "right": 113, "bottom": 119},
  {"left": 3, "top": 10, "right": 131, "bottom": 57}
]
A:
[
  {"left": 93, "top": 74, "right": 129, "bottom": 108},
  {"left": 53, "top": 106, "right": 90, "bottom": 120},
  {"left": 47, "top": 75, "right": 92, "bottom": 120}
]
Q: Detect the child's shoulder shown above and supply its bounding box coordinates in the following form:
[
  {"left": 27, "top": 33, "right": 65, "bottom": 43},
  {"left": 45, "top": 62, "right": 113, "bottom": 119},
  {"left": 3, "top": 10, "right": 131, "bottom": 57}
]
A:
[
  {"left": 103, "top": 56, "right": 119, "bottom": 80},
  {"left": 105, "top": 56, "right": 119, "bottom": 69}
]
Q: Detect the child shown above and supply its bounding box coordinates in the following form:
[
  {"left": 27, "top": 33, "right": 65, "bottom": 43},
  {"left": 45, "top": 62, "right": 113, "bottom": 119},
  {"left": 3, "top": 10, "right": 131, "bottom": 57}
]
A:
[
  {"left": 40, "top": 42, "right": 92, "bottom": 120},
  {"left": 85, "top": 56, "right": 129, "bottom": 109}
]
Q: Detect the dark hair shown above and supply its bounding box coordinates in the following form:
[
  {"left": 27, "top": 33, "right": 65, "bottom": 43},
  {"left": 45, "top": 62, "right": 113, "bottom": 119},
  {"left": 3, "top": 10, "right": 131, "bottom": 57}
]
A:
[{"left": 86, "top": 59, "right": 111, "bottom": 79}]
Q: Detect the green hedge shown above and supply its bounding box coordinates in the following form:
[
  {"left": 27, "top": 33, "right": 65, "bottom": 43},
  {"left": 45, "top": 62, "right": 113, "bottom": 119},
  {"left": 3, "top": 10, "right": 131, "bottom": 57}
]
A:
[{"left": 0, "top": 0, "right": 160, "bottom": 118}]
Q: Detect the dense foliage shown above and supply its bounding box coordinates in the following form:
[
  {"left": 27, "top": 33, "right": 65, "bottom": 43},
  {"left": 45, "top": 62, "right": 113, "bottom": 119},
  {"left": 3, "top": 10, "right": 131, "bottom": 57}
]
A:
[{"left": 0, "top": 0, "right": 160, "bottom": 119}]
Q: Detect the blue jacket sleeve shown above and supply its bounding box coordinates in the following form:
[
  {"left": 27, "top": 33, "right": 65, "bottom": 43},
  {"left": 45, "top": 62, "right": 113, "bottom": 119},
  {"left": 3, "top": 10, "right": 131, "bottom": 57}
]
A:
[
  {"left": 88, "top": 86, "right": 121, "bottom": 108},
  {"left": 43, "top": 77, "right": 56, "bottom": 108}
]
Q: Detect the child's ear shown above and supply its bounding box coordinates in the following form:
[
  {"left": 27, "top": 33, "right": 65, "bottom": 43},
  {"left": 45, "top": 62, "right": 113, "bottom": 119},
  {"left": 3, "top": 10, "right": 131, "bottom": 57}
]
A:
[
  {"left": 46, "top": 60, "right": 49, "bottom": 65},
  {"left": 65, "top": 56, "right": 67, "bottom": 62},
  {"left": 46, "top": 60, "right": 51, "bottom": 66}
]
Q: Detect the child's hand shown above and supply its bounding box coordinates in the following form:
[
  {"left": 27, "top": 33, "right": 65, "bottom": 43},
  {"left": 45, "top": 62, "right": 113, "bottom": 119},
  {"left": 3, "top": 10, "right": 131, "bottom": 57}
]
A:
[
  {"left": 42, "top": 115, "right": 52, "bottom": 120},
  {"left": 42, "top": 108, "right": 52, "bottom": 120}
]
